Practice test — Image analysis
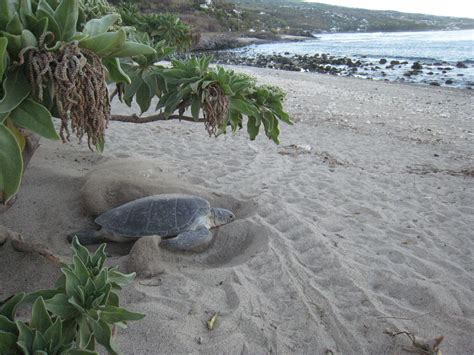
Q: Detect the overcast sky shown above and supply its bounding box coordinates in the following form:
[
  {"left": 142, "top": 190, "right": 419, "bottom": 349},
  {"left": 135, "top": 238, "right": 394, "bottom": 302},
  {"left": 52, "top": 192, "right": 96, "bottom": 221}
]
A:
[{"left": 305, "top": 0, "right": 474, "bottom": 19}]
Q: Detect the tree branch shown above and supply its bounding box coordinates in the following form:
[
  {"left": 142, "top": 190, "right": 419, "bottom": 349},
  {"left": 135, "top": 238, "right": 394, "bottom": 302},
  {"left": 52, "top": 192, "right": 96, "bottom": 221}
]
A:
[{"left": 111, "top": 113, "right": 204, "bottom": 124}]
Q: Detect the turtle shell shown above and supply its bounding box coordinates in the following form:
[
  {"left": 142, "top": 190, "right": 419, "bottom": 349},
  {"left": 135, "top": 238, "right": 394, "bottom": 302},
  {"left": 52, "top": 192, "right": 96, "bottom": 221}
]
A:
[{"left": 95, "top": 194, "right": 210, "bottom": 238}]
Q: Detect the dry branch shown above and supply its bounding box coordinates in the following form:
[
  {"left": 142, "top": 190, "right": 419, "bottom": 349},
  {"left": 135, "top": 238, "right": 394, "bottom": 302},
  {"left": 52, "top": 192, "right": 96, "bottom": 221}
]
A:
[{"left": 111, "top": 113, "right": 204, "bottom": 123}]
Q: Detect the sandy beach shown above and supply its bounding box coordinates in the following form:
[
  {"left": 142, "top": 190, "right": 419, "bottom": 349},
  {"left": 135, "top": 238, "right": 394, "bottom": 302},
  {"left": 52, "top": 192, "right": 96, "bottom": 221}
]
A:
[{"left": 1, "top": 67, "right": 473, "bottom": 354}]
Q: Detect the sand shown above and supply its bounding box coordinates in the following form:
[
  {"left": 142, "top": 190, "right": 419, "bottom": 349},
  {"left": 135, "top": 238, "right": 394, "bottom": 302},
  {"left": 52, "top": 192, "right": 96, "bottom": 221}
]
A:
[{"left": 1, "top": 68, "right": 473, "bottom": 354}]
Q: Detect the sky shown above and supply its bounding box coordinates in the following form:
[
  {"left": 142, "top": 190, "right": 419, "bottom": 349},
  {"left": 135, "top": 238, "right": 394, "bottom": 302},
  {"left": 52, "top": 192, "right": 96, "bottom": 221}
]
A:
[{"left": 305, "top": 0, "right": 474, "bottom": 19}]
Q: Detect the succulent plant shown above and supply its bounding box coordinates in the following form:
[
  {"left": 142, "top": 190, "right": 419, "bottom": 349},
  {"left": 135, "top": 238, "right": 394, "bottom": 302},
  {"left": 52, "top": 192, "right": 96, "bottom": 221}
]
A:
[{"left": 0, "top": 236, "right": 144, "bottom": 354}]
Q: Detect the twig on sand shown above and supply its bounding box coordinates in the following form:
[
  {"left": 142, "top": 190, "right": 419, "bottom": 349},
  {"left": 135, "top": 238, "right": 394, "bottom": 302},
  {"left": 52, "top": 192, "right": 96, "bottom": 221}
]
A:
[
  {"left": 384, "top": 329, "right": 444, "bottom": 354},
  {"left": 0, "top": 226, "right": 61, "bottom": 265}
]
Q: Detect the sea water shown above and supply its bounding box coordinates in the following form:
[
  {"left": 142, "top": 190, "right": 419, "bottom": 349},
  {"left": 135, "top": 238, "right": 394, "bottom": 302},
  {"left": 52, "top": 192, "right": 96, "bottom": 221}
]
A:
[{"left": 231, "top": 29, "right": 474, "bottom": 87}]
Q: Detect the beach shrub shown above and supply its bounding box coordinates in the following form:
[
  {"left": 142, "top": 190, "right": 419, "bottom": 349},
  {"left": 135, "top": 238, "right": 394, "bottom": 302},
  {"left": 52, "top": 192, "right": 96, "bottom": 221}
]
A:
[
  {"left": 0, "top": 0, "right": 154, "bottom": 203},
  {"left": 0, "top": 237, "right": 143, "bottom": 354},
  {"left": 117, "top": 54, "right": 291, "bottom": 142},
  {"left": 0, "top": 0, "right": 291, "bottom": 206}
]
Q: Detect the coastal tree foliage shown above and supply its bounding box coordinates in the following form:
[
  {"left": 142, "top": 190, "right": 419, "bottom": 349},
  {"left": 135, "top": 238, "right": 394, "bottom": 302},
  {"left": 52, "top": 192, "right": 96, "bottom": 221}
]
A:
[{"left": 0, "top": 0, "right": 291, "bottom": 205}]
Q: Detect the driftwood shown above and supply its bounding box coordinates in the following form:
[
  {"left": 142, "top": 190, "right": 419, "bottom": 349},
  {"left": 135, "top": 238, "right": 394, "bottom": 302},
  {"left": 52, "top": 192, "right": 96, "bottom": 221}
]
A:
[{"left": 0, "top": 225, "right": 61, "bottom": 265}]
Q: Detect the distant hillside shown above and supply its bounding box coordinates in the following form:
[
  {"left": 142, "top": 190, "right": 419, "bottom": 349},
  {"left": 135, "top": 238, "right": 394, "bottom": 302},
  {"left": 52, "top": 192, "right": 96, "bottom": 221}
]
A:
[
  {"left": 121, "top": 0, "right": 474, "bottom": 37},
  {"left": 233, "top": 0, "right": 474, "bottom": 33}
]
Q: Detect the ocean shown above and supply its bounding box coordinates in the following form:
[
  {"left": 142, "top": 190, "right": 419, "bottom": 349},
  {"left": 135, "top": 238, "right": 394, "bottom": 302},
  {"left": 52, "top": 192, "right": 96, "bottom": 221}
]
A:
[{"left": 224, "top": 29, "right": 474, "bottom": 88}]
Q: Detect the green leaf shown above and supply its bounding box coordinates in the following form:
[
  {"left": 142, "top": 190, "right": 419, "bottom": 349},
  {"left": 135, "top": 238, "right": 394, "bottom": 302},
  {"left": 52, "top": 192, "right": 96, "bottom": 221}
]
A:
[
  {"left": 229, "top": 98, "right": 259, "bottom": 117},
  {"left": 45, "top": 293, "right": 79, "bottom": 319},
  {"left": 95, "top": 135, "right": 105, "bottom": 153},
  {"left": 61, "top": 268, "right": 82, "bottom": 299},
  {"left": 16, "top": 321, "right": 34, "bottom": 353},
  {"left": 19, "top": 0, "right": 33, "bottom": 25},
  {"left": 78, "top": 316, "right": 92, "bottom": 349},
  {"left": 54, "top": 0, "right": 78, "bottom": 41},
  {"left": 0, "top": 31, "right": 21, "bottom": 58},
  {"left": 0, "top": 0, "right": 17, "bottom": 31},
  {"left": 0, "top": 124, "right": 23, "bottom": 204},
  {"left": 32, "top": 331, "right": 47, "bottom": 351},
  {"left": 71, "top": 235, "right": 91, "bottom": 264},
  {"left": 23, "top": 289, "right": 61, "bottom": 304},
  {"left": 10, "top": 98, "right": 60, "bottom": 140},
  {"left": 247, "top": 116, "right": 260, "bottom": 140},
  {"left": 21, "top": 29, "right": 38, "bottom": 48},
  {"left": 36, "top": 0, "right": 61, "bottom": 40},
  {"left": 6, "top": 14, "right": 23, "bottom": 35},
  {"left": 0, "top": 293, "right": 25, "bottom": 320},
  {"left": 79, "top": 29, "right": 126, "bottom": 57},
  {"left": 0, "top": 37, "right": 8, "bottom": 79},
  {"left": 0, "top": 315, "right": 17, "bottom": 333},
  {"left": 191, "top": 97, "right": 200, "bottom": 121},
  {"left": 83, "top": 13, "right": 119, "bottom": 36},
  {"left": 0, "top": 70, "right": 31, "bottom": 113},
  {"left": 65, "top": 350, "right": 100, "bottom": 355},
  {"left": 0, "top": 331, "right": 17, "bottom": 353},
  {"left": 135, "top": 81, "right": 151, "bottom": 114},
  {"left": 42, "top": 318, "right": 62, "bottom": 350},
  {"left": 108, "top": 41, "right": 156, "bottom": 58},
  {"left": 99, "top": 305, "right": 145, "bottom": 324},
  {"left": 31, "top": 297, "right": 52, "bottom": 333},
  {"left": 89, "top": 319, "right": 118, "bottom": 355},
  {"left": 102, "top": 58, "right": 131, "bottom": 84}
]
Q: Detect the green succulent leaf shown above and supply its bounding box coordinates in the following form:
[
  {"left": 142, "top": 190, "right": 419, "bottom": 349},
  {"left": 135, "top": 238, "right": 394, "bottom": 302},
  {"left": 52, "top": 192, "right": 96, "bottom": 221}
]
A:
[
  {"left": 36, "top": 0, "right": 61, "bottom": 40},
  {"left": 6, "top": 13, "right": 23, "bottom": 35},
  {"left": 0, "top": 123, "right": 23, "bottom": 204},
  {"left": 32, "top": 330, "right": 47, "bottom": 351},
  {"left": 89, "top": 318, "right": 118, "bottom": 355},
  {"left": 0, "top": 293, "right": 25, "bottom": 320},
  {"left": 16, "top": 321, "right": 35, "bottom": 353},
  {"left": 108, "top": 41, "right": 156, "bottom": 58},
  {"left": 42, "top": 318, "right": 62, "bottom": 350},
  {"left": 0, "top": 315, "right": 17, "bottom": 333},
  {"left": 102, "top": 57, "right": 131, "bottom": 84},
  {"left": 21, "top": 29, "right": 38, "bottom": 48},
  {"left": 0, "top": 0, "right": 17, "bottom": 31},
  {"left": 0, "top": 37, "right": 7, "bottom": 79},
  {"left": 79, "top": 28, "right": 126, "bottom": 57},
  {"left": 31, "top": 297, "right": 53, "bottom": 333},
  {"left": 135, "top": 80, "right": 151, "bottom": 114},
  {"left": 19, "top": 0, "right": 33, "bottom": 25},
  {"left": 54, "top": 0, "right": 79, "bottom": 41},
  {"left": 45, "top": 293, "right": 79, "bottom": 319},
  {"left": 0, "top": 31, "right": 21, "bottom": 58},
  {"left": 0, "top": 70, "right": 31, "bottom": 114},
  {"left": 247, "top": 116, "right": 260, "bottom": 140},
  {"left": 65, "top": 350, "right": 100, "bottom": 355},
  {"left": 83, "top": 13, "right": 119, "bottom": 36},
  {"left": 99, "top": 305, "right": 145, "bottom": 324},
  {"left": 10, "top": 98, "right": 60, "bottom": 139},
  {"left": 0, "top": 330, "right": 17, "bottom": 353},
  {"left": 191, "top": 97, "right": 200, "bottom": 121}
]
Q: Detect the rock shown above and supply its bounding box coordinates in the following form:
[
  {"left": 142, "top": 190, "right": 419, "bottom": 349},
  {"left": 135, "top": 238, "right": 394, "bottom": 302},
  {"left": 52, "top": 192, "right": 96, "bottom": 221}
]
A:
[
  {"left": 390, "top": 60, "right": 400, "bottom": 65},
  {"left": 128, "top": 236, "right": 168, "bottom": 278},
  {"left": 429, "top": 81, "right": 441, "bottom": 86},
  {"left": 445, "top": 79, "right": 454, "bottom": 85},
  {"left": 456, "top": 62, "right": 467, "bottom": 68},
  {"left": 411, "top": 62, "right": 423, "bottom": 70}
]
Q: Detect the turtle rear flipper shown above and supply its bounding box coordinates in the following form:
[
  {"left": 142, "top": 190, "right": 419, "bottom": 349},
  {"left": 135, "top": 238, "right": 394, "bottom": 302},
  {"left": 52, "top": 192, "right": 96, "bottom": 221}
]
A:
[
  {"left": 67, "top": 229, "right": 105, "bottom": 245},
  {"left": 160, "top": 227, "right": 212, "bottom": 252}
]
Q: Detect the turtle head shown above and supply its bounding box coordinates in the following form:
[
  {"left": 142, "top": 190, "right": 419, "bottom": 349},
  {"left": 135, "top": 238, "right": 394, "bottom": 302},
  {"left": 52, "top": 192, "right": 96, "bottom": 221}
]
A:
[{"left": 210, "top": 208, "right": 235, "bottom": 227}]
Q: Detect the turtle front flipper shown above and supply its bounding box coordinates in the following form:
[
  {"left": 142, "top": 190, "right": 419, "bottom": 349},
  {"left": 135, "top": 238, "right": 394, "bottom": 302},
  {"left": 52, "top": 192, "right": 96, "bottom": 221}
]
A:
[
  {"left": 67, "top": 229, "right": 105, "bottom": 245},
  {"left": 160, "top": 227, "right": 213, "bottom": 252}
]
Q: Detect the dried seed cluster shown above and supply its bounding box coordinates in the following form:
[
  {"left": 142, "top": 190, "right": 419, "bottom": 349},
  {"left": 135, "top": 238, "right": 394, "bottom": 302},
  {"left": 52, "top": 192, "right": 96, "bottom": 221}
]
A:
[
  {"left": 202, "top": 83, "right": 229, "bottom": 137},
  {"left": 16, "top": 36, "right": 110, "bottom": 149}
]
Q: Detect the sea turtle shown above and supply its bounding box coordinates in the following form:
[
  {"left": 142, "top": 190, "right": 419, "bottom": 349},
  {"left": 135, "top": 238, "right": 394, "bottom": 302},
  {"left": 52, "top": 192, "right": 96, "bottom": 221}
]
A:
[{"left": 68, "top": 194, "right": 235, "bottom": 252}]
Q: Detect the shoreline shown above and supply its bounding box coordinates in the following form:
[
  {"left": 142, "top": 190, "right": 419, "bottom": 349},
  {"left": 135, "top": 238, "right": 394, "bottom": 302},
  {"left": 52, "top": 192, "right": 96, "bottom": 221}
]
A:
[{"left": 1, "top": 66, "right": 473, "bottom": 354}]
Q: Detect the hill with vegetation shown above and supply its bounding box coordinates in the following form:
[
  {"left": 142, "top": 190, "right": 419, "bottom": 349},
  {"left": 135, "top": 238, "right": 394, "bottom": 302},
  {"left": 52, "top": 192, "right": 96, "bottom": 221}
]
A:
[{"left": 118, "top": 0, "right": 474, "bottom": 37}]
